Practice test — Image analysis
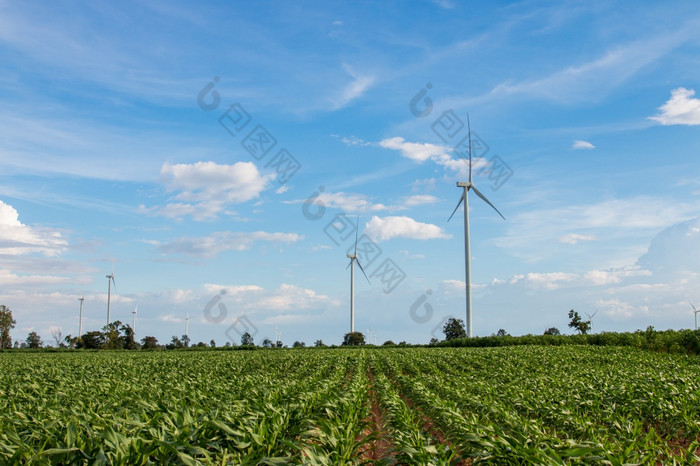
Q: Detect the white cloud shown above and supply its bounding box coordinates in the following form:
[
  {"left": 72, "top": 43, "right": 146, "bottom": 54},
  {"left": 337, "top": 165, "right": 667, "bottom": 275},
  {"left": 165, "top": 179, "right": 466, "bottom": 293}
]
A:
[
  {"left": 404, "top": 194, "right": 439, "bottom": 206},
  {"left": 331, "top": 64, "right": 375, "bottom": 110},
  {"left": 379, "top": 137, "right": 448, "bottom": 162},
  {"left": 572, "top": 140, "right": 595, "bottom": 150},
  {"left": 364, "top": 216, "right": 451, "bottom": 242},
  {"left": 144, "top": 161, "right": 273, "bottom": 221},
  {"left": 285, "top": 191, "right": 389, "bottom": 213},
  {"left": 155, "top": 231, "right": 303, "bottom": 258},
  {"left": 559, "top": 233, "right": 596, "bottom": 244},
  {"left": 204, "top": 283, "right": 337, "bottom": 312},
  {"left": 649, "top": 87, "right": 700, "bottom": 126},
  {"left": 0, "top": 200, "right": 67, "bottom": 256},
  {"left": 0, "top": 268, "right": 72, "bottom": 286},
  {"left": 379, "top": 137, "right": 485, "bottom": 178},
  {"left": 159, "top": 314, "right": 183, "bottom": 323}
]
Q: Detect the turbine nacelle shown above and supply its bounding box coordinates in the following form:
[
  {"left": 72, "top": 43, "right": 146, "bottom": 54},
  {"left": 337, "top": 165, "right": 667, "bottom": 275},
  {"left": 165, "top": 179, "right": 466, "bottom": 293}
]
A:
[{"left": 456, "top": 181, "right": 471, "bottom": 188}]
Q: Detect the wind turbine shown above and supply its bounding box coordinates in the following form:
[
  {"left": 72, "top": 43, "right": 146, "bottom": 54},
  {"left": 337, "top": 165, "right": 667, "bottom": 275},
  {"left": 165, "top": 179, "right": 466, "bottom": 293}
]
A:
[
  {"left": 585, "top": 309, "right": 599, "bottom": 333},
  {"left": 132, "top": 306, "right": 138, "bottom": 335},
  {"left": 448, "top": 116, "right": 505, "bottom": 338},
  {"left": 78, "top": 297, "right": 84, "bottom": 337},
  {"left": 347, "top": 218, "right": 370, "bottom": 333},
  {"left": 690, "top": 301, "right": 699, "bottom": 330},
  {"left": 185, "top": 314, "right": 190, "bottom": 341},
  {"left": 106, "top": 267, "right": 116, "bottom": 325}
]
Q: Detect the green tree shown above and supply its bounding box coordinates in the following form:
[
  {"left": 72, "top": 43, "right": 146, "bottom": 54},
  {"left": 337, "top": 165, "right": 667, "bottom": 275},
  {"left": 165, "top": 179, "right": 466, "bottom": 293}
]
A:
[
  {"left": 79, "top": 331, "right": 105, "bottom": 349},
  {"left": 382, "top": 340, "right": 396, "bottom": 346},
  {"left": 140, "top": 336, "right": 159, "bottom": 349},
  {"left": 241, "top": 332, "right": 254, "bottom": 346},
  {"left": 210, "top": 339, "right": 216, "bottom": 348},
  {"left": 167, "top": 336, "right": 184, "bottom": 349},
  {"left": 495, "top": 329, "right": 510, "bottom": 337},
  {"left": 262, "top": 338, "right": 273, "bottom": 348},
  {"left": 64, "top": 334, "right": 80, "bottom": 349},
  {"left": 342, "top": 332, "right": 365, "bottom": 346},
  {"left": 544, "top": 327, "right": 561, "bottom": 335},
  {"left": 0, "top": 305, "right": 16, "bottom": 349},
  {"left": 26, "top": 331, "right": 42, "bottom": 349},
  {"left": 122, "top": 325, "right": 139, "bottom": 350},
  {"left": 568, "top": 309, "right": 591, "bottom": 335},
  {"left": 314, "top": 339, "right": 325, "bottom": 347},
  {"left": 102, "top": 321, "right": 124, "bottom": 349},
  {"left": 292, "top": 341, "right": 306, "bottom": 348},
  {"left": 428, "top": 338, "right": 439, "bottom": 345},
  {"left": 181, "top": 334, "right": 190, "bottom": 348},
  {"left": 443, "top": 318, "right": 467, "bottom": 340}
]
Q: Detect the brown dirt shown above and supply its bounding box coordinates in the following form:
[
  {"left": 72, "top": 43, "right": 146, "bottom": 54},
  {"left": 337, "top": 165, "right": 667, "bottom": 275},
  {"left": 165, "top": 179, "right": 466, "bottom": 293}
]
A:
[
  {"left": 389, "top": 373, "right": 471, "bottom": 466},
  {"left": 357, "top": 369, "right": 394, "bottom": 463}
]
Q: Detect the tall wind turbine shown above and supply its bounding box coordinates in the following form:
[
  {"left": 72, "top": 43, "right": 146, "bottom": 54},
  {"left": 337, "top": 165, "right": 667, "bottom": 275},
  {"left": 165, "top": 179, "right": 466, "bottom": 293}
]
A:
[
  {"left": 78, "top": 297, "right": 84, "bottom": 337},
  {"left": 106, "top": 267, "right": 116, "bottom": 325},
  {"left": 690, "top": 301, "right": 699, "bottom": 330},
  {"left": 448, "top": 116, "right": 505, "bottom": 338},
  {"left": 132, "top": 306, "right": 138, "bottom": 335},
  {"left": 347, "top": 218, "right": 370, "bottom": 333},
  {"left": 585, "top": 309, "right": 599, "bottom": 333},
  {"left": 185, "top": 314, "right": 190, "bottom": 340}
]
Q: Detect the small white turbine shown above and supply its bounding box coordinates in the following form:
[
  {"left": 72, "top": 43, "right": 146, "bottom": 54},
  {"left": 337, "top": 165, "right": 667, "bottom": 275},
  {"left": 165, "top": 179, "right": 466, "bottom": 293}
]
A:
[
  {"left": 347, "top": 218, "right": 370, "bottom": 333},
  {"left": 106, "top": 267, "right": 116, "bottom": 325}
]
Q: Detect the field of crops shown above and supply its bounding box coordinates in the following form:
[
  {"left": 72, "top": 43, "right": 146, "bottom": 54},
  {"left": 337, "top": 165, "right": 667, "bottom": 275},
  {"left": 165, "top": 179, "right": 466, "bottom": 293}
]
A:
[{"left": 1, "top": 346, "right": 699, "bottom": 464}]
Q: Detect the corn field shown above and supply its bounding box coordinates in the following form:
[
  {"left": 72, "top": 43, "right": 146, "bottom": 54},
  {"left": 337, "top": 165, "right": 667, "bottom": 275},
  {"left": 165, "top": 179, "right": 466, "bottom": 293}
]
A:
[{"left": 1, "top": 346, "right": 699, "bottom": 464}]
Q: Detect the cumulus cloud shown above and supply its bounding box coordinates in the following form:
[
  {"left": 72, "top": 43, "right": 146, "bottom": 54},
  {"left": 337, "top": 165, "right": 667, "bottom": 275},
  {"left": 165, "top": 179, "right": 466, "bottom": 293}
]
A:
[
  {"left": 649, "top": 87, "right": 700, "bottom": 126},
  {"left": 378, "top": 137, "right": 486, "bottom": 178},
  {"left": 0, "top": 200, "right": 67, "bottom": 256},
  {"left": 637, "top": 216, "right": 700, "bottom": 274},
  {"left": 572, "top": 140, "right": 595, "bottom": 150},
  {"left": 155, "top": 231, "right": 303, "bottom": 258},
  {"left": 364, "top": 216, "right": 451, "bottom": 242},
  {"left": 142, "top": 161, "right": 273, "bottom": 220}
]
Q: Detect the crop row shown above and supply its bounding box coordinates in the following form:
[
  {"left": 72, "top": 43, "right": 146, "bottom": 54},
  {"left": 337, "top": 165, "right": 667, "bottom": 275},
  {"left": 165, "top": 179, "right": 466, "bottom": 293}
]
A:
[{"left": 1, "top": 346, "right": 698, "bottom": 464}]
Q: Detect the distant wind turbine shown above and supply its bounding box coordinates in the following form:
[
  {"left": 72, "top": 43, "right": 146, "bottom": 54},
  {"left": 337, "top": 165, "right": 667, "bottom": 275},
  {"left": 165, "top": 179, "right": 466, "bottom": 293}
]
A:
[
  {"left": 185, "top": 314, "right": 190, "bottom": 341},
  {"left": 448, "top": 116, "right": 505, "bottom": 338},
  {"left": 585, "top": 309, "right": 599, "bottom": 333},
  {"left": 132, "top": 306, "right": 138, "bottom": 336},
  {"left": 347, "top": 218, "right": 370, "bottom": 333},
  {"left": 106, "top": 267, "right": 116, "bottom": 325},
  {"left": 78, "top": 297, "right": 84, "bottom": 337},
  {"left": 690, "top": 301, "right": 699, "bottom": 330}
]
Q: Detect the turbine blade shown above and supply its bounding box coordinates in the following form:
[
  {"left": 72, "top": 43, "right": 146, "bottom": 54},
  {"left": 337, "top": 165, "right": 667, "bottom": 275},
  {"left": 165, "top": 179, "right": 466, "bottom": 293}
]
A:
[
  {"left": 690, "top": 300, "right": 698, "bottom": 312},
  {"left": 356, "top": 258, "right": 371, "bottom": 285},
  {"left": 354, "top": 217, "right": 359, "bottom": 256},
  {"left": 111, "top": 276, "right": 116, "bottom": 292},
  {"left": 447, "top": 191, "right": 465, "bottom": 222},
  {"left": 467, "top": 114, "right": 472, "bottom": 184},
  {"left": 471, "top": 184, "right": 505, "bottom": 220},
  {"left": 346, "top": 258, "right": 352, "bottom": 270}
]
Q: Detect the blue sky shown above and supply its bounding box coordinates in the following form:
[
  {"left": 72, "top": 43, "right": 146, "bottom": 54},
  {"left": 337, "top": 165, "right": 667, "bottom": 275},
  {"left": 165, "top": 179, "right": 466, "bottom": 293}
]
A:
[{"left": 2, "top": 0, "right": 700, "bottom": 346}]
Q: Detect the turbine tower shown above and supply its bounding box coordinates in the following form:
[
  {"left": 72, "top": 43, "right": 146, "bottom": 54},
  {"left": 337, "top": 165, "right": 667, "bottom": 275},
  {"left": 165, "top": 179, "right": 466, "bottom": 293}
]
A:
[
  {"left": 106, "top": 268, "right": 116, "bottom": 325},
  {"left": 78, "top": 297, "right": 84, "bottom": 337},
  {"left": 448, "top": 116, "right": 505, "bottom": 338},
  {"left": 690, "top": 301, "right": 699, "bottom": 330},
  {"left": 185, "top": 314, "right": 190, "bottom": 341},
  {"left": 346, "top": 218, "right": 370, "bottom": 333},
  {"left": 132, "top": 306, "right": 138, "bottom": 336},
  {"left": 585, "top": 309, "right": 599, "bottom": 333}
]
